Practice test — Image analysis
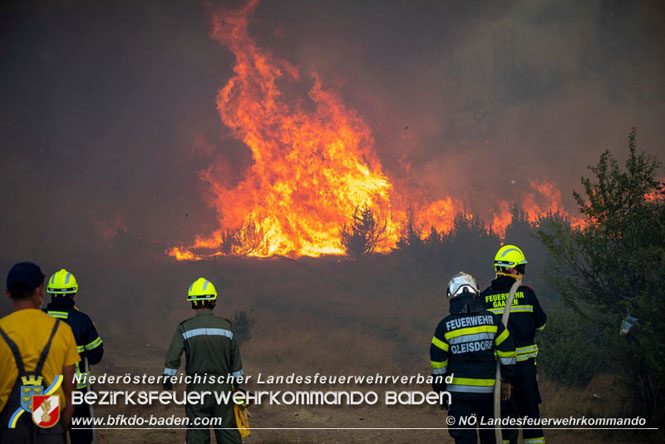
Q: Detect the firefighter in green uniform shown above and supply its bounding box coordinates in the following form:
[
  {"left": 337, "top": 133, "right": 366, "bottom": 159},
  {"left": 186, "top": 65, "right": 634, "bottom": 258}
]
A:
[{"left": 163, "top": 278, "right": 244, "bottom": 444}]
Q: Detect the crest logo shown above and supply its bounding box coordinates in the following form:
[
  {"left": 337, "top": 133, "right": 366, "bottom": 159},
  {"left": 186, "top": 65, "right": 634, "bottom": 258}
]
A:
[
  {"left": 20, "top": 376, "right": 44, "bottom": 413},
  {"left": 31, "top": 395, "right": 60, "bottom": 428},
  {"left": 8, "top": 375, "right": 63, "bottom": 429}
]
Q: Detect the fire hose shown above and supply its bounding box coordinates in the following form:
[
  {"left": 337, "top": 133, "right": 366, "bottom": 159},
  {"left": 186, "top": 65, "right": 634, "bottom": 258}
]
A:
[{"left": 494, "top": 277, "right": 522, "bottom": 444}]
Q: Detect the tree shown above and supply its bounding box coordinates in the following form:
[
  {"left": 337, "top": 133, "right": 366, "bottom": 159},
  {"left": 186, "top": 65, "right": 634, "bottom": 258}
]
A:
[
  {"left": 220, "top": 228, "right": 236, "bottom": 255},
  {"left": 441, "top": 213, "right": 499, "bottom": 282},
  {"left": 538, "top": 128, "right": 664, "bottom": 424},
  {"left": 340, "top": 204, "right": 387, "bottom": 259},
  {"left": 395, "top": 205, "right": 425, "bottom": 265},
  {"left": 396, "top": 205, "right": 423, "bottom": 252},
  {"left": 232, "top": 310, "right": 255, "bottom": 344}
]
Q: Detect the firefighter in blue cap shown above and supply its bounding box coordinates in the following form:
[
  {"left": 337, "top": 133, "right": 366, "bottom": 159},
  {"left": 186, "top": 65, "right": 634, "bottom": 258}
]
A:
[
  {"left": 44, "top": 268, "right": 103, "bottom": 444},
  {"left": 163, "top": 277, "right": 244, "bottom": 444},
  {"left": 0, "top": 262, "right": 80, "bottom": 443}
]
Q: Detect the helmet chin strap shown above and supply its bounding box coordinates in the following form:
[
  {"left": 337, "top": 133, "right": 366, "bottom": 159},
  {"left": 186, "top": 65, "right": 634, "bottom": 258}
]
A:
[{"left": 496, "top": 271, "right": 523, "bottom": 279}]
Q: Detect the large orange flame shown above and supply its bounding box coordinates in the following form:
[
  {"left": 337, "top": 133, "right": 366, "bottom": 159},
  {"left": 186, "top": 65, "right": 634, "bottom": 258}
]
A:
[
  {"left": 172, "top": 0, "right": 393, "bottom": 258},
  {"left": 167, "top": 1, "right": 583, "bottom": 260}
]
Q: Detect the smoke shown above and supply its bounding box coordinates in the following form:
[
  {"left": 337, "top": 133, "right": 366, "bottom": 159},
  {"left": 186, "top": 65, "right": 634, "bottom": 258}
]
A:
[
  {"left": 257, "top": 0, "right": 665, "bottom": 213},
  {"left": 1, "top": 0, "right": 664, "bottom": 314}
]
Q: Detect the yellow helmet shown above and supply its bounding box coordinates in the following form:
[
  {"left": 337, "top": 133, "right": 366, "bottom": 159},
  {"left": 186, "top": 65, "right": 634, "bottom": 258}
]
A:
[
  {"left": 187, "top": 277, "right": 217, "bottom": 304},
  {"left": 47, "top": 269, "right": 78, "bottom": 294},
  {"left": 494, "top": 245, "right": 528, "bottom": 270}
]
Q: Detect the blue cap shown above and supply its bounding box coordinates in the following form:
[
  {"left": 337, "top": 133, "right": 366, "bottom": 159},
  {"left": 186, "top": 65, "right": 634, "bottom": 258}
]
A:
[{"left": 6, "top": 262, "right": 45, "bottom": 294}]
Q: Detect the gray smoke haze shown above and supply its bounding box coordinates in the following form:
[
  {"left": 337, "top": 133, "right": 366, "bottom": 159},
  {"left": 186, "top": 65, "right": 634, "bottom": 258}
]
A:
[{"left": 1, "top": 0, "right": 664, "bottom": 321}]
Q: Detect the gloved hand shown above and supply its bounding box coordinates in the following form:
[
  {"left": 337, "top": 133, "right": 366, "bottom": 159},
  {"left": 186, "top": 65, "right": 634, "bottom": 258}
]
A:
[
  {"left": 501, "top": 380, "right": 512, "bottom": 401},
  {"left": 433, "top": 382, "right": 448, "bottom": 410}
]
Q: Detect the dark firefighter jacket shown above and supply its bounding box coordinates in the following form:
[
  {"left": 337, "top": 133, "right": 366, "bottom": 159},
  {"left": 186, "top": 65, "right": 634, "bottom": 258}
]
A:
[
  {"left": 45, "top": 297, "right": 103, "bottom": 389},
  {"left": 481, "top": 275, "right": 547, "bottom": 363},
  {"left": 430, "top": 296, "right": 516, "bottom": 398}
]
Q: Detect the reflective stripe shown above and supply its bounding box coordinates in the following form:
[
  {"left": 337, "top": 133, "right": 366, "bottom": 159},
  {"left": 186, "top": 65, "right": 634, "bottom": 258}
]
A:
[
  {"left": 516, "top": 344, "right": 538, "bottom": 355},
  {"left": 47, "top": 311, "right": 69, "bottom": 319},
  {"left": 487, "top": 305, "right": 534, "bottom": 314},
  {"left": 431, "top": 336, "right": 449, "bottom": 352},
  {"left": 430, "top": 360, "right": 448, "bottom": 369},
  {"left": 524, "top": 438, "right": 545, "bottom": 444},
  {"left": 76, "top": 345, "right": 85, "bottom": 353},
  {"left": 432, "top": 367, "right": 447, "bottom": 375},
  {"left": 515, "top": 344, "right": 539, "bottom": 360},
  {"left": 182, "top": 328, "right": 233, "bottom": 340},
  {"left": 85, "top": 337, "right": 102, "bottom": 350},
  {"left": 76, "top": 375, "right": 88, "bottom": 389},
  {"left": 500, "top": 247, "right": 520, "bottom": 258},
  {"left": 500, "top": 357, "right": 516, "bottom": 365},
  {"left": 444, "top": 325, "right": 497, "bottom": 340},
  {"left": 448, "top": 376, "right": 495, "bottom": 393},
  {"left": 232, "top": 370, "right": 244, "bottom": 378},
  {"left": 65, "top": 273, "right": 71, "bottom": 284},
  {"left": 164, "top": 367, "right": 177, "bottom": 376},
  {"left": 516, "top": 344, "right": 539, "bottom": 361},
  {"left": 447, "top": 384, "right": 494, "bottom": 394},
  {"left": 495, "top": 329, "right": 509, "bottom": 346},
  {"left": 496, "top": 350, "right": 516, "bottom": 358},
  {"left": 448, "top": 332, "right": 494, "bottom": 345},
  {"left": 536, "top": 323, "right": 546, "bottom": 332},
  {"left": 75, "top": 361, "right": 88, "bottom": 389},
  {"left": 450, "top": 377, "right": 494, "bottom": 387},
  {"left": 509, "top": 305, "right": 533, "bottom": 313}
]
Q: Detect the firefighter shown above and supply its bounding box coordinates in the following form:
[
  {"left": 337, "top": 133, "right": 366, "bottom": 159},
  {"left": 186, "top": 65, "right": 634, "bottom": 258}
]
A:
[
  {"left": 481, "top": 245, "right": 547, "bottom": 444},
  {"left": 0, "top": 262, "right": 80, "bottom": 444},
  {"left": 163, "top": 278, "right": 244, "bottom": 444},
  {"left": 44, "top": 268, "right": 103, "bottom": 444},
  {"left": 430, "top": 272, "right": 516, "bottom": 444}
]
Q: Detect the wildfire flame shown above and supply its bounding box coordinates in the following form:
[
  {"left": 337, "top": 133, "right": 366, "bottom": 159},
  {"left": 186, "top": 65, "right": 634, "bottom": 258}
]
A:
[{"left": 168, "top": 1, "right": 583, "bottom": 260}]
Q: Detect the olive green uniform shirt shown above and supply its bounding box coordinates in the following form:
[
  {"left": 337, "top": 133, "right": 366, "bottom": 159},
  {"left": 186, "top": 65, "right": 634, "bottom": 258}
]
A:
[{"left": 163, "top": 310, "right": 243, "bottom": 388}]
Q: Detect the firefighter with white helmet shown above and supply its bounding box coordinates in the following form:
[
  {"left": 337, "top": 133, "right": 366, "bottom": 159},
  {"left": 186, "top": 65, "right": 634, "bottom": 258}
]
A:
[
  {"left": 481, "top": 245, "right": 547, "bottom": 444},
  {"left": 163, "top": 278, "right": 244, "bottom": 444},
  {"left": 44, "top": 268, "right": 103, "bottom": 444},
  {"left": 430, "top": 272, "right": 516, "bottom": 444}
]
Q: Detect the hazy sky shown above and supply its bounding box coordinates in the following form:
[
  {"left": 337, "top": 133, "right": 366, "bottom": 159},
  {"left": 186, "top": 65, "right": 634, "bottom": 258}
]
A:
[{"left": 2, "top": 0, "right": 664, "bottom": 268}]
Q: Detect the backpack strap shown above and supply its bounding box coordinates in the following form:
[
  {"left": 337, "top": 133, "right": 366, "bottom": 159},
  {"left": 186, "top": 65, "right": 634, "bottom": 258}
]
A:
[
  {"left": 0, "top": 325, "right": 26, "bottom": 376},
  {"left": 34, "top": 319, "right": 60, "bottom": 376}
]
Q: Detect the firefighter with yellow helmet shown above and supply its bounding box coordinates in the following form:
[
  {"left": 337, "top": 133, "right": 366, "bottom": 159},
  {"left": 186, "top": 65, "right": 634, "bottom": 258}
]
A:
[
  {"left": 44, "top": 268, "right": 104, "bottom": 444},
  {"left": 481, "top": 246, "right": 547, "bottom": 444},
  {"left": 163, "top": 278, "right": 244, "bottom": 444}
]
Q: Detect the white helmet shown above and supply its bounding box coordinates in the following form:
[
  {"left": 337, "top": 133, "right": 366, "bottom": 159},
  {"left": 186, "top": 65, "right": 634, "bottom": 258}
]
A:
[{"left": 447, "top": 272, "right": 479, "bottom": 299}]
